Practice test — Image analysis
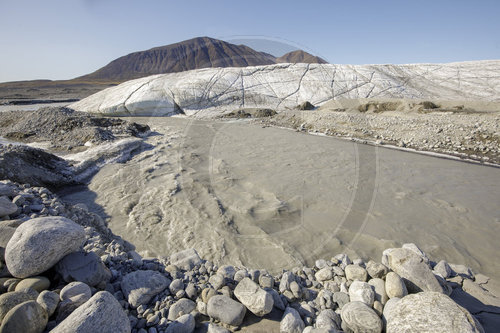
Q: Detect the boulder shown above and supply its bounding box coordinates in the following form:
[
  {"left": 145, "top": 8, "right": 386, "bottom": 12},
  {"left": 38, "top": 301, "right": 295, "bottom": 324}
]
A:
[
  {"left": 368, "top": 278, "right": 388, "bottom": 305},
  {"left": 383, "top": 248, "right": 442, "bottom": 293},
  {"left": 169, "top": 249, "right": 202, "bottom": 270},
  {"left": 434, "top": 260, "right": 452, "bottom": 278},
  {"left": 345, "top": 265, "right": 368, "bottom": 281},
  {"left": 0, "top": 197, "right": 17, "bottom": 218},
  {"left": 315, "top": 267, "right": 333, "bottom": 282},
  {"left": 121, "top": 270, "right": 170, "bottom": 308},
  {"left": 55, "top": 251, "right": 111, "bottom": 287},
  {"left": 0, "top": 300, "right": 47, "bottom": 333},
  {"left": 279, "top": 271, "right": 296, "bottom": 293},
  {"left": 315, "top": 309, "right": 341, "bottom": 331},
  {"left": 167, "top": 298, "right": 196, "bottom": 321},
  {"left": 341, "top": 301, "right": 382, "bottom": 333},
  {"left": 366, "top": 260, "right": 388, "bottom": 279},
  {"left": 165, "top": 313, "right": 195, "bottom": 333},
  {"left": 207, "top": 295, "right": 246, "bottom": 327},
  {"left": 0, "top": 289, "right": 38, "bottom": 322},
  {"left": 5, "top": 217, "right": 85, "bottom": 278},
  {"left": 14, "top": 276, "right": 50, "bottom": 292},
  {"left": 349, "top": 281, "right": 375, "bottom": 306},
  {"left": 36, "top": 290, "right": 59, "bottom": 317},
  {"left": 280, "top": 306, "right": 305, "bottom": 333},
  {"left": 385, "top": 272, "right": 408, "bottom": 299},
  {"left": 51, "top": 291, "right": 130, "bottom": 333},
  {"left": 60, "top": 282, "right": 92, "bottom": 302},
  {"left": 234, "top": 277, "right": 274, "bottom": 316},
  {"left": 386, "top": 292, "right": 484, "bottom": 332},
  {"left": 217, "top": 265, "right": 237, "bottom": 280}
]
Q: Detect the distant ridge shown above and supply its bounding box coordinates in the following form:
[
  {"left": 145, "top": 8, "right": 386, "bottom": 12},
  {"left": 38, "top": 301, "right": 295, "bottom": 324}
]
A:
[
  {"left": 277, "top": 50, "right": 327, "bottom": 64},
  {"left": 77, "top": 37, "right": 327, "bottom": 82}
]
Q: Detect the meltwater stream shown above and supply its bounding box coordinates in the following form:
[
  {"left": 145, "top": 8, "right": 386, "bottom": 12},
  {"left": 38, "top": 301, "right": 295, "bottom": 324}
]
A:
[{"left": 60, "top": 117, "right": 500, "bottom": 286}]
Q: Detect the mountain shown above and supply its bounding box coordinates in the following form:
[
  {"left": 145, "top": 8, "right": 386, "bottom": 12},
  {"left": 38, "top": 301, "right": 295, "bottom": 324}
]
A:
[
  {"left": 70, "top": 60, "right": 500, "bottom": 118},
  {"left": 78, "top": 37, "right": 327, "bottom": 82},
  {"left": 277, "top": 50, "right": 327, "bottom": 64}
]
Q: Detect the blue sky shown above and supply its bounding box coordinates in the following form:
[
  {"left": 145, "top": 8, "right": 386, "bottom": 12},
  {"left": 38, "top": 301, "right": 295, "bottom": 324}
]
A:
[{"left": 1, "top": 0, "right": 499, "bottom": 82}]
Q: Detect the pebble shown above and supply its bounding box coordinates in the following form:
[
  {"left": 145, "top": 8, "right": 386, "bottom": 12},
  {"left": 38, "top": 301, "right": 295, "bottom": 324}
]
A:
[{"left": 0, "top": 300, "right": 48, "bottom": 333}]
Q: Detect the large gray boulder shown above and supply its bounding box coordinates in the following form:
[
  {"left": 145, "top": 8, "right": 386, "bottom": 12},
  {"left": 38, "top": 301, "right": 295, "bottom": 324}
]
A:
[
  {"left": 51, "top": 291, "right": 130, "bottom": 333},
  {"left": 280, "top": 306, "right": 305, "bottom": 333},
  {"left": 55, "top": 251, "right": 111, "bottom": 287},
  {"left": 0, "top": 197, "right": 17, "bottom": 218},
  {"left": 234, "top": 277, "right": 274, "bottom": 316},
  {"left": 383, "top": 248, "right": 442, "bottom": 293},
  {"left": 0, "top": 300, "right": 47, "bottom": 333},
  {"left": 121, "top": 270, "right": 170, "bottom": 308},
  {"left": 207, "top": 295, "right": 246, "bottom": 327},
  {"left": 5, "top": 217, "right": 85, "bottom": 278},
  {"left": 348, "top": 281, "right": 375, "bottom": 306},
  {"left": 341, "top": 301, "right": 382, "bottom": 333},
  {"left": 385, "top": 272, "right": 408, "bottom": 299},
  {"left": 167, "top": 298, "right": 196, "bottom": 321},
  {"left": 0, "top": 289, "right": 39, "bottom": 322},
  {"left": 386, "top": 292, "right": 484, "bottom": 333}
]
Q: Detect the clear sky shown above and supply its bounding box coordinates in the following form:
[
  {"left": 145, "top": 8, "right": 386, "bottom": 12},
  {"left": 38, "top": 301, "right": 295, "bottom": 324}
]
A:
[{"left": 1, "top": 0, "right": 499, "bottom": 82}]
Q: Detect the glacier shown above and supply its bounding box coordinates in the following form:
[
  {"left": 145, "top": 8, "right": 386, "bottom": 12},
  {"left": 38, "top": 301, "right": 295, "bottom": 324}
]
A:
[{"left": 70, "top": 61, "right": 500, "bottom": 117}]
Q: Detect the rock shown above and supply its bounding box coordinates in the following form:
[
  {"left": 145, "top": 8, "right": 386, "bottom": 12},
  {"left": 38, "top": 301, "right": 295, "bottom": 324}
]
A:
[
  {"left": 209, "top": 274, "right": 225, "bottom": 290},
  {"left": 0, "top": 221, "right": 20, "bottom": 260},
  {"left": 121, "top": 270, "right": 170, "bottom": 308},
  {"left": 332, "top": 291, "right": 350, "bottom": 309},
  {"left": 207, "top": 323, "right": 231, "bottom": 333},
  {"left": 165, "top": 313, "right": 195, "bottom": 333},
  {"left": 169, "top": 249, "right": 202, "bottom": 270},
  {"left": 201, "top": 288, "right": 217, "bottom": 303},
  {"left": 0, "top": 300, "right": 47, "bottom": 333},
  {"left": 60, "top": 281, "right": 92, "bottom": 302},
  {"left": 234, "top": 269, "right": 249, "bottom": 282},
  {"left": 315, "top": 267, "right": 333, "bottom": 282},
  {"left": 14, "top": 276, "right": 50, "bottom": 292},
  {"left": 434, "top": 260, "right": 452, "bottom": 278},
  {"left": 349, "top": 281, "right": 375, "bottom": 306},
  {"left": 265, "top": 287, "right": 285, "bottom": 310},
  {"left": 168, "top": 298, "right": 196, "bottom": 321},
  {"left": 0, "top": 197, "right": 17, "bottom": 218},
  {"left": 280, "top": 306, "right": 305, "bottom": 333},
  {"left": 385, "top": 272, "right": 408, "bottom": 299},
  {"left": 5, "top": 216, "right": 85, "bottom": 278},
  {"left": 0, "top": 290, "right": 38, "bottom": 322},
  {"left": 259, "top": 274, "right": 274, "bottom": 289},
  {"left": 345, "top": 265, "right": 368, "bottom": 281},
  {"left": 384, "top": 247, "right": 442, "bottom": 293},
  {"left": 402, "top": 243, "right": 430, "bottom": 265},
  {"left": 217, "top": 265, "right": 236, "bottom": 280},
  {"left": 55, "top": 251, "right": 111, "bottom": 287},
  {"left": 450, "top": 263, "right": 474, "bottom": 279},
  {"left": 366, "top": 260, "right": 388, "bottom": 279},
  {"left": 36, "top": 290, "right": 59, "bottom": 317},
  {"left": 297, "top": 101, "right": 316, "bottom": 110},
  {"left": 341, "top": 301, "right": 382, "bottom": 333},
  {"left": 315, "top": 309, "right": 341, "bottom": 331},
  {"left": 0, "top": 184, "right": 15, "bottom": 197},
  {"left": 51, "top": 291, "right": 130, "bottom": 333},
  {"left": 234, "top": 277, "right": 273, "bottom": 316},
  {"left": 169, "top": 278, "right": 184, "bottom": 295},
  {"left": 462, "top": 279, "right": 500, "bottom": 307},
  {"left": 279, "top": 271, "right": 296, "bottom": 293},
  {"left": 386, "top": 292, "right": 483, "bottom": 332},
  {"left": 368, "top": 278, "right": 388, "bottom": 305},
  {"left": 207, "top": 295, "right": 246, "bottom": 327},
  {"left": 382, "top": 297, "right": 401, "bottom": 327}
]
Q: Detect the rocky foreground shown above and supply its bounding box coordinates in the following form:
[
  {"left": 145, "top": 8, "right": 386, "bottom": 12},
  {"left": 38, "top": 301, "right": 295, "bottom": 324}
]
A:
[{"left": 1, "top": 178, "right": 499, "bottom": 333}]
